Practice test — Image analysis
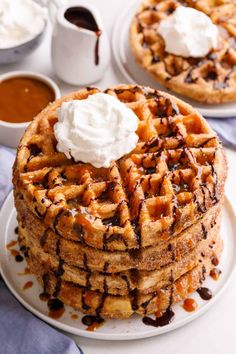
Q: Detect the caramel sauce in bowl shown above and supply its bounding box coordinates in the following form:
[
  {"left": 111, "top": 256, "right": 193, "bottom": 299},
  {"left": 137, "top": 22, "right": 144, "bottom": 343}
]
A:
[{"left": 0, "top": 71, "right": 60, "bottom": 148}]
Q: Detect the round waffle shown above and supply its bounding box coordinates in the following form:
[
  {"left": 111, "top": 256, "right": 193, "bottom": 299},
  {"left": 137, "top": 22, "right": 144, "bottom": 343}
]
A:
[
  {"left": 16, "top": 194, "right": 222, "bottom": 273},
  {"left": 130, "top": 0, "right": 236, "bottom": 104},
  {"left": 13, "top": 84, "right": 227, "bottom": 319},
  {"left": 26, "top": 235, "right": 223, "bottom": 318}
]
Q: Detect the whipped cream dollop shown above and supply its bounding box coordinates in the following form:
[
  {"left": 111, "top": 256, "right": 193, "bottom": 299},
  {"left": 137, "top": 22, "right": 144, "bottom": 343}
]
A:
[
  {"left": 54, "top": 93, "right": 139, "bottom": 168},
  {"left": 158, "top": 6, "right": 218, "bottom": 58},
  {"left": 0, "top": 0, "right": 47, "bottom": 49}
]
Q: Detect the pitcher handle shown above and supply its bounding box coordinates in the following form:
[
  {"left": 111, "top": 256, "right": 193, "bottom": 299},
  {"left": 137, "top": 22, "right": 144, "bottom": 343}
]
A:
[{"left": 48, "top": 0, "right": 67, "bottom": 24}]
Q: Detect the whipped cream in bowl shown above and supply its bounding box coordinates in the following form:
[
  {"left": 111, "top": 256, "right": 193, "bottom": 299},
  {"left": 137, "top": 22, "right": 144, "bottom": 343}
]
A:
[
  {"left": 54, "top": 93, "right": 139, "bottom": 168},
  {"left": 0, "top": 0, "right": 48, "bottom": 64},
  {"left": 158, "top": 6, "right": 218, "bottom": 58},
  {"left": 0, "top": 0, "right": 47, "bottom": 49}
]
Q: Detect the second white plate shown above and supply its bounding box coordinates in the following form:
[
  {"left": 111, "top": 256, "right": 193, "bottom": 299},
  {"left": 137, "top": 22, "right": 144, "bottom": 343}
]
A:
[
  {"left": 0, "top": 191, "right": 236, "bottom": 340},
  {"left": 112, "top": 0, "right": 236, "bottom": 118}
]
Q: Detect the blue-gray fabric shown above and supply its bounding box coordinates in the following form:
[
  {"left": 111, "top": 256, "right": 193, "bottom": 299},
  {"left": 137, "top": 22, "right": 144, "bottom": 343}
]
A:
[
  {"left": 207, "top": 117, "right": 236, "bottom": 148},
  {"left": 0, "top": 116, "right": 235, "bottom": 353},
  {"left": 0, "top": 146, "right": 82, "bottom": 354}
]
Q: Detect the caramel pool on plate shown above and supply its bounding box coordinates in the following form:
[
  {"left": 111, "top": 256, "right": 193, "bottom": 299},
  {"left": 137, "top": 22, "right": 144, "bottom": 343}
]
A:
[{"left": 0, "top": 77, "right": 55, "bottom": 123}]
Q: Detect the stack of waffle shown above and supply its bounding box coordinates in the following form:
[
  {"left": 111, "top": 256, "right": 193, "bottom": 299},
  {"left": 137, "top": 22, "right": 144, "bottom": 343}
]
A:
[{"left": 13, "top": 85, "right": 227, "bottom": 319}]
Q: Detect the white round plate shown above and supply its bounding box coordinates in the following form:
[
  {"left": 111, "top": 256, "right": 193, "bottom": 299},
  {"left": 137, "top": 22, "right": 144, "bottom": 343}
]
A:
[
  {"left": 112, "top": 0, "right": 236, "bottom": 118},
  {"left": 0, "top": 191, "right": 235, "bottom": 340}
]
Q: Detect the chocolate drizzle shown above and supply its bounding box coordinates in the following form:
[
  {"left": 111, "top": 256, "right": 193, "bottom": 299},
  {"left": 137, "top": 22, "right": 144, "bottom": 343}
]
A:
[
  {"left": 83, "top": 254, "right": 92, "bottom": 290},
  {"left": 53, "top": 238, "right": 64, "bottom": 297},
  {"left": 142, "top": 271, "right": 175, "bottom": 327},
  {"left": 39, "top": 229, "right": 49, "bottom": 248},
  {"left": 142, "top": 307, "right": 175, "bottom": 327},
  {"left": 81, "top": 314, "right": 104, "bottom": 330},
  {"left": 201, "top": 223, "right": 208, "bottom": 240},
  {"left": 39, "top": 273, "right": 50, "bottom": 301},
  {"left": 73, "top": 223, "right": 85, "bottom": 243},
  {"left": 47, "top": 298, "right": 65, "bottom": 319}
]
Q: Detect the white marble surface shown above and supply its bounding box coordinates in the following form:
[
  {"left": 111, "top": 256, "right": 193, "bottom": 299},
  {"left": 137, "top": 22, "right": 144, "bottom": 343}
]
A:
[{"left": 2, "top": 0, "right": 236, "bottom": 352}]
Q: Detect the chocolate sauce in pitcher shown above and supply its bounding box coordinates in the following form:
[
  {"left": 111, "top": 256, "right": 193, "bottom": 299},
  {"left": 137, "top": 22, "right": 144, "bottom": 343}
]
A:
[{"left": 64, "top": 7, "right": 101, "bottom": 65}]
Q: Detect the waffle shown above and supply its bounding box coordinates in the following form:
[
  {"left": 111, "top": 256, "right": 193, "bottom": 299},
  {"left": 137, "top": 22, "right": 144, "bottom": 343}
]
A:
[
  {"left": 130, "top": 0, "right": 236, "bottom": 103},
  {"left": 13, "top": 84, "right": 227, "bottom": 319},
  {"left": 25, "top": 235, "right": 223, "bottom": 318},
  {"left": 16, "top": 194, "right": 222, "bottom": 273},
  {"left": 18, "top": 220, "right": 221, "bottom": 296}
]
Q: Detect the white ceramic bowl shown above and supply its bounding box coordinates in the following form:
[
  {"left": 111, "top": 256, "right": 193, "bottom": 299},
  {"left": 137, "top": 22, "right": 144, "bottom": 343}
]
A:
[
  {"left": 0, "top": 71, "right": 61, "bottom": 148},
  {"left": 0, "top": 21, "right": 47, "bottom": 64}
]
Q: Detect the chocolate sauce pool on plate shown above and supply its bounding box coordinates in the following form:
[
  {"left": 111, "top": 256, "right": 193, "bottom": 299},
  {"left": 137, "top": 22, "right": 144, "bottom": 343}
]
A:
[
  {"left": 64, "top": 7, "right": 101, "bottom": 65},
  {"left": 197, "top": 287, "right": 213, "bottom": 300},
  {"left": 142, "top": 308, "right": 175, "bottom": 327}
]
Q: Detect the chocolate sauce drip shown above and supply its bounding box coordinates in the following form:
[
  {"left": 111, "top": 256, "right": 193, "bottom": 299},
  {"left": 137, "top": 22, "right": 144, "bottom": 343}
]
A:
[
  {"left": 194, "top": 193, "right": 205, "bottom": 214},
  {"left": 184, "top": 68, "right": 196, "bottom": 84},
  {"left": 168, "top": 243, "right": 175, "bottom": 261},
  {"left": 140, "top": 292, "right": 157, "bottom": 314},
  {"left": 53, "top": 209, "right": 65, "bottom": 235},
  {"left": 82, "top": 315, "right": 104, "bottom": 327},
  {"left": 200, "top": 184, "right": 207, "bottom": 211},
  {"left": 121, "top": 275, "right": 131, "bottom": 292},
  {"left": 28, "top": 144, "right": 42, "bottom": 161},
  {"left": 201, "top": 223, "right": 208, "bottom": 239},
  {"left": 131, "top": 289, "right": 139, "bottom": 311},
  {"left": 55, "top": 258, "right": 65, "bottom": 278},
  {"left": 86, "top": 86, "right": 98, "bottom": 91},
  {"left": 144, "top": 167, "right": 156, "bottom": 175},
  {"left": 81, "top": 289, "right": 91, "bottom": 311},
  {"left": 83, "top": 254, "right": 91, "bottom": 290},
  {"left": 152, "top": 54, "right": 160, "bottom": 64},
  {"left": 15, "top": 254, "right": 24, "bottom": 262},
  {"left": 53, "top": 239, "right": 64, "bottom": 297},
  {"left": 114, "top": 86, "right": 143, "bottom": 95},
  {"left": 143, "top": 137, "right": 160, "bottom": 151},
  {"left": 211, "top": 165, "right": 218, "bottom": 204},
  {"left": 205, "top": 70, "right": 218, "bottom": 81},
  {"left": 39, "top": 229, "right": 49, "bottom": 247},
  {"left": 34, "top": 206, "right": 44, "bottom": 219},
  {"left": 53, "top": 279, "right": 62, "bottom": 298},
  {"left": 131, "top": 217, "right": 142, "bottom": 248},
  {"left": 64, "top": 7, "right": 101, "bottom": 65},
  {"left": 98, "top": 188, "right": 110, "bottom": 201},
  {"left": 103, "top": 262, "right": 109, "bottom": 272},
  {"left": 145, "top": 90, "right": 160, "bottom": 100},
  {"left": 91, "top": 279, "right": 107, "bottom": 318},
  {"left": 201, "top": 265, "right": 206, "bottom": 283},
  {"left": 40, "top": 273, "right": 50, "bottom": 300},
  {"left": 142, "top": 308, "right": 175, "bottom": 327},
  {"left": 105, "top": 233, "right": 123, "bottom": 246},
  {"left": 172, "top": 182, "right": 188, "bottom": 193},
  {"left": 47, "top": 298, "right": 64, "bottom": 314},
  {"left": 197, "top": 287, "right": 212, "bottom": 300},
  {"left": 73, "top": 223, "right": 84, "bottom": 243},
  {"left": 102, "top": 211, "right": 120, "bottom": 227},
  {"left": 169, "top": 270, "right": 174, "bottom": 307}
]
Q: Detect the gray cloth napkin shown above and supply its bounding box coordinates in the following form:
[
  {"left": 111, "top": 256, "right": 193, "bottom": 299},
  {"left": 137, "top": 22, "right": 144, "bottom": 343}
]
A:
[
  {"left": 0, "top": 147, "right": 82, "bottom": 354},
  {"left": 207, "top": 117, "right": 236, "bottom": 148}
]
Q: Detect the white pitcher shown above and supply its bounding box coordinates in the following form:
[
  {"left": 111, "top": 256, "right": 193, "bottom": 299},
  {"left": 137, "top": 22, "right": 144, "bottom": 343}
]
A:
[{"left": 49, "top": 0, "right": 110, "bottom": 85}]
